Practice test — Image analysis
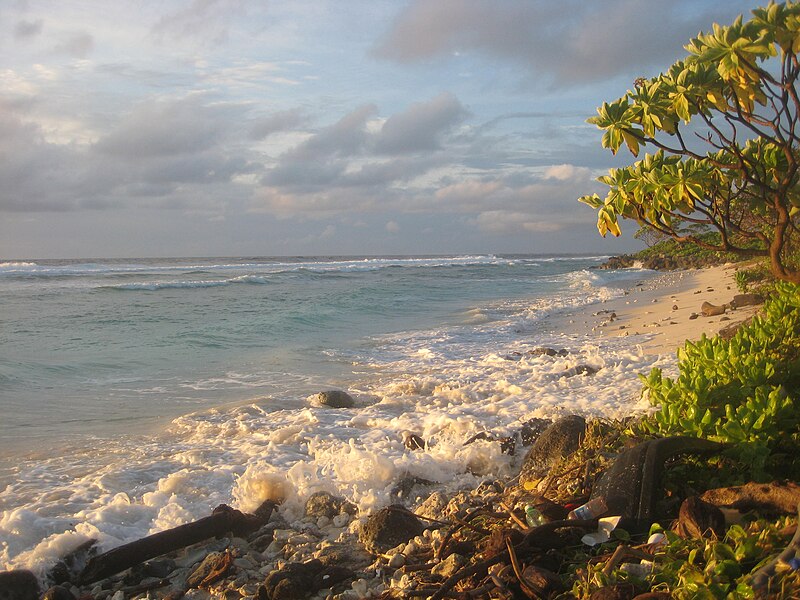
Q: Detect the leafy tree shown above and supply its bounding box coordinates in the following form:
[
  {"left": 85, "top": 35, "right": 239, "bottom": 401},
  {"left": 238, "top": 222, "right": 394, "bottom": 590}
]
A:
[{"left": 580, "top": 2, "right": 800, "bottom": 282}]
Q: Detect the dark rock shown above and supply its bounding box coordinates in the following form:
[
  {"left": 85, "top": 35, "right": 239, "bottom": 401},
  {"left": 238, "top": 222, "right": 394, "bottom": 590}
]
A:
[
  {"left": 359, "top": 505, "right": 425, "bottom": 554},
  {"left": 574, "top": 365, "right": 599, "bottom": 376},
  {"left": 720, "top": 316, "right": 731, "bottom": 321},
  {"left": 304, "top": 491, "right": 357, "bottom": 520},
  {"left": 730, "top": 293, "right": 764, "bottom": 308},
  {"left": 0, "top": 570, "right": 39, "bottom": 600},
  {"left": 518, "top": 418, "right": 553, "bottom": 446},
  {"left": 672, "top": 496, "right": 726, "bottom": 539},
  {"left": 672, "top": 304, "right": 678, "bottom": 311},
  {"left": 701, "top": 301, "right": 726, "bottom": 317},
  {"left": 689, "top": 313, "right": 699, "bottom": 320},
  {"left": 402, "top": 432, "right": 425, "bottom": 450},
  {"left": 591, "top": 437, "right": 723, "bottom": 529},
  {"left": 262, "top": 560, "right": 324, "bottom": 600},
  {"left": 47, "top": 539, "right": 97, "bottom": 584},
  {"left": 313, "top": 390, "right": 355, "bottom": 408},
  {"left": 311, "top": 565, "right": 355, "bottom": 591},
  {"left": 521, "top": 565, "right": 564, "bottom": 596},
  {"left": 41, "top": 587, "right": 76, "bottom": 600},
  {"left": 519, "top": 415, "right": 586, "bottom": 485},
  {"left": 528, "top": 347, "right": 569, "bottom": 357},
  {"left": 590, "top": 583, "right": 638, "bottom": 600},
  {"left": 632, "top": 593, "right": 672, "bottom": 600},
  {"left": 718, "top": 315, "right": 754, "bottom": 340},
  {"left": 392, "top": 475, "right": 436, "bottom": 500},
  {"left": 125, "top": 558, "right": 176, "bottom": 584}
]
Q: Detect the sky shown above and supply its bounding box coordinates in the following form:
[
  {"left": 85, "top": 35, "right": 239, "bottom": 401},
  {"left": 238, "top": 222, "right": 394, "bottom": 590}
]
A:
[{"left": 0, "top": 0, "right": 756, "bottom": 258}]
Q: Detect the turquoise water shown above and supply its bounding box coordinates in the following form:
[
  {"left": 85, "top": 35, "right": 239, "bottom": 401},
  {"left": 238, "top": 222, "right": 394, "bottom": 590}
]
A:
[
  {"left": 1, "top": 254, "right": 679, "bottom": 573},
  {"left": 0, "top": 255, "right": 608, "bottom": 452}
]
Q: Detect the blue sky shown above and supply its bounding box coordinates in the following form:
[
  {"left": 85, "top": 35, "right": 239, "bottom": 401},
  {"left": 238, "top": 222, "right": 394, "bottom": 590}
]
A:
[{"left": 0, "top": 0, "right": 754, "bottom": 258}]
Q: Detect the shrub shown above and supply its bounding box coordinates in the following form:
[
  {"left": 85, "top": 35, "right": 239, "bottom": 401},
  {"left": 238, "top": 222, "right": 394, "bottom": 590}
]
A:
[{"left": 641, "top": 283, "right": 800, "bottom": 479}]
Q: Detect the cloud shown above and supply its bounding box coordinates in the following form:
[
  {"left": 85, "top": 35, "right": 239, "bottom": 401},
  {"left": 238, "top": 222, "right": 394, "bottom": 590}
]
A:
[
  {"left": 249, "top": 108, "right": 308, "bottom": 140},
  {"left": 374, "top": 0, "right": 754, "bottom": 86},
  {"left": 14, "top": 19, "right": 43, "bottom": 39},
  {"left": 93, "top": 95, "right": 233, "bottom": 159},
  {"left": 52, "top": 33, "right": 94, "bottom": 58},
  {"left": 385, "top": 220, "right": 400, "bottom": 233},
  {"left": 374, "top": 92, "right": 468, "bottom": 154},
  {"left": 151, "top": 0, "right": 247, "bottom": 45}
]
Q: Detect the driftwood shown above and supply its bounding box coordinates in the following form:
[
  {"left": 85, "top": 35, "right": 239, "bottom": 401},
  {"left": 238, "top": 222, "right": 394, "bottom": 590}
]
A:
[
  {"left": 751, "top": 504, "right": 800, "bottom": 596},
  {"left": 700, "top": 481, "right": 800, "bottom": 516},
  {"left": 79, "top": 502, "right": 275, "bottom": 585}
]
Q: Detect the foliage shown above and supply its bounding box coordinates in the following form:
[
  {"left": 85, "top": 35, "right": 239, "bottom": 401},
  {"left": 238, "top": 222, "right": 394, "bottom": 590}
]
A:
[
  {"left": 735, "top": 262, "right": 773, "bottom": 292},
  {"left": 580, "top": 2, "right": 800, "bottom": 283},
  {"left": 640, "top": 282, "right": 800, "bottom": 478}
]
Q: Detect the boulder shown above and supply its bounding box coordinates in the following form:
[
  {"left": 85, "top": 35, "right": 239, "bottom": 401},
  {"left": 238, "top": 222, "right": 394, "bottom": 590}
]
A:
[
  {"left": 518, "top": 415, "right": 586, "bottom": 485},
  {"left": 313, "top": 390, "right": 355, "bottom": 408},
  {"left": 304, "top": 491, "right": 357, "bottom": 520},
  {"left": 701, "top": 301, "right": 726, "bottom": 317},
  {"left": 0, "top": 571, "right": 39, "bottom": 600},
  {"left": 359, "top": 505, "right": 424, "bottom": 554},
  {"left": 730, "top": 293, "right": 764, "bottom": 308},
  {"left": 261, "top": 559, "right": 324, "bottom": 600}
]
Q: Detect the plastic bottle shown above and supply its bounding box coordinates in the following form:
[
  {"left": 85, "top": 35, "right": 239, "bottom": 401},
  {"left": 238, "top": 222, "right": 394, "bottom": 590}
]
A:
[
  {"left": 567, "top": 496, "right": 608, "bottom": 520},
  {"left": 524, "top": 505, "right": 545, "bottom": 527}
]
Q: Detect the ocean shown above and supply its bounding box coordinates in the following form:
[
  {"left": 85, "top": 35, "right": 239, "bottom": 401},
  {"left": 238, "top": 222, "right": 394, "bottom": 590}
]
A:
[{"left": 0, "top": 255, "right": 675, "bottom": 574}]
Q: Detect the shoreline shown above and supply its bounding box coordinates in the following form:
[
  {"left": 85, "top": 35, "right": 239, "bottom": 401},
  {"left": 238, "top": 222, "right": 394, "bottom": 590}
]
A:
[
  {"left": 1, "top": 262, "right": 777, "bottom": 598},
  {"left": 562, "top": 263, "right": 761, "bottom": 356}
]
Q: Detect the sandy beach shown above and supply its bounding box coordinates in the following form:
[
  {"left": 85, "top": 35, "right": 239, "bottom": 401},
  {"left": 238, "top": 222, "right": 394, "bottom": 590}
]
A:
[{"left": 563, "top": 263, "right": 762, "bottom": 356}]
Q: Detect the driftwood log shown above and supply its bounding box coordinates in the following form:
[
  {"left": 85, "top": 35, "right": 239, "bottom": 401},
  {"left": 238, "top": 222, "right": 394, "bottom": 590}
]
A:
[
  {"left": 79, "top": 502, "right": 275, "bottom": 585},
  {"left": 701, "top": 481, "right": 800, "bottom": 516}
]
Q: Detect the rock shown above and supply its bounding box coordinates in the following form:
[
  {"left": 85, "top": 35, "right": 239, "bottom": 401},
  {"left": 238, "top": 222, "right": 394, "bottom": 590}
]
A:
[
  {"left": 431, "top": 553, "right": 465, "bottom": 579},
  {"left": 314, "top": 543, "right": 372, "bottom": 569},
  {"left": 701, "top": 301, "right": 726, "bottom": 317},
  {"left": 313, "top": 390, "right": 355, "bottom": 408},
  {"left": 521, "top": 566, "right": 564, "bottom": 596},
  {"left": 589, "top": 583, "right": 637, "bottom": 600},
  {"left": 672, "top": 496, "right": 726, "bottom": 539},
  {"left": 591, "top": 437, "right": 723, "bottom": 529},
  {"left": 559, "top": 364, "right": 599, "bottom": 378},
  {"left": 528, "top": 347, "right": 568, "bottom": 357},
  {"left": 359, "top": 505, "right": 425, "bottom": 554},
  {"left": 632, "top": 594, "right": 672, "bottom": 600},
  {"left": 672, "top": 304, "right": 678, "bottom": 311},
  {"left": 311, "top": 565, "right": 356, "bottom": 591},
  {"left": 402, "top": 432, "right": 425, "bottom": 450},
  {"left": 392, "top": 475, "right": 436, "bottom": 500},
  {"left": 718, "top": 315, "right": 755, "bottom": 341},
  {"left": 518, "top": 415, "right": 586, "bottom": 485},
  {"left": 730, "top": 293, "right": 764, "bottom": 308},
  {"left": 518, "top": 418, "right": 553, "bottom": 446},
  {"left": 186, "top": 551, "right": 234, "bottom": 589},
  {"left": 700, "top": 481, "right": 800, "bottom": 515},
  {"left": 125, "top": 558, "right": 177, "bottom": 584},
  {"left": 41, "top": 587, "right": 76, "bottom": 600},
  {"left": 689, "top": 313, "right": 699, "bottom": 320},
  {"left": 0, "top": 571, "right": 39, "bottom": 600},
  {"left": 261, "top": 559, "right": 324, "bottom": 600},
  {"left": 304, "top": 491, "right": 357, "bottom": 520}
]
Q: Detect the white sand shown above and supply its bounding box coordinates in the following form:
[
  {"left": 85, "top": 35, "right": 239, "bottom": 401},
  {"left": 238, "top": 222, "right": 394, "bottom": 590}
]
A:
[{"left": 564, "top": 264, "right": 762, "bottom": 356}]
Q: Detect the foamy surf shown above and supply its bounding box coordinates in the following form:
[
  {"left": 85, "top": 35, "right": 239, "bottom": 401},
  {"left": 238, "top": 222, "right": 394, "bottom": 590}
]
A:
[{"left": 0, "top": 255, "right": 673, "bottom": 576}]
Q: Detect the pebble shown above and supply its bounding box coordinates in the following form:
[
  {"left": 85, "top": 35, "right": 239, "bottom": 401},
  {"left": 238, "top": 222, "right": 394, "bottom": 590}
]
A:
[
  {"left": 332, "top": 513, "right": 349, "bottom": 528},
  {"left": 388, "top": 553, "right": 406, "bottom": 568}
]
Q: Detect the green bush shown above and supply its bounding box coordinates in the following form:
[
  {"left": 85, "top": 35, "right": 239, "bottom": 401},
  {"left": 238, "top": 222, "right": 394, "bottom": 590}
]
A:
[{"left": 641, "top": 283, "right": 800, "bottom": 478}]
